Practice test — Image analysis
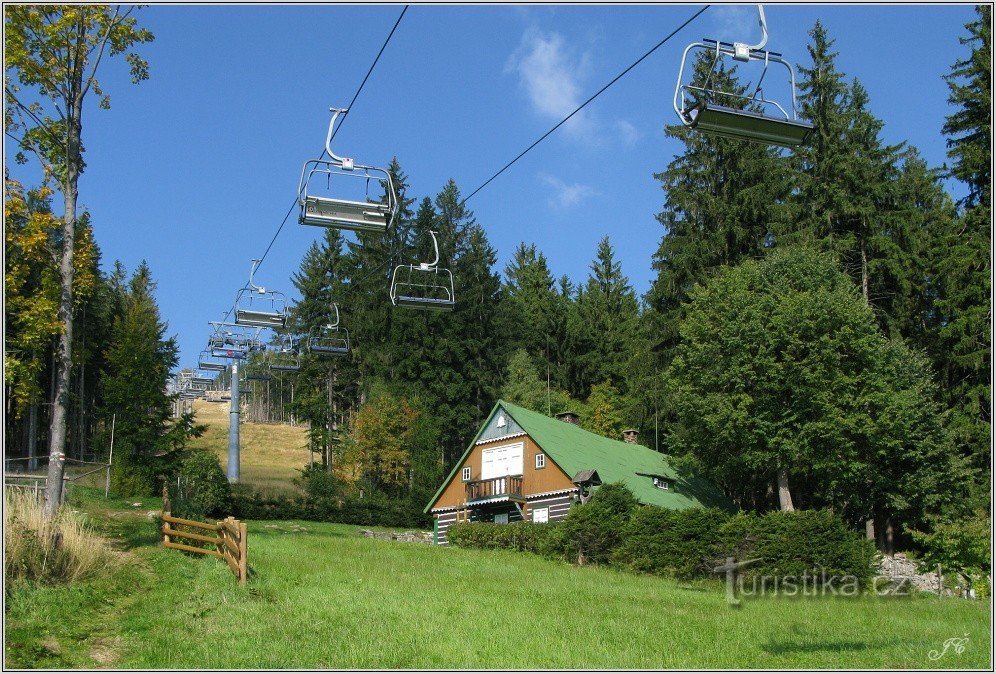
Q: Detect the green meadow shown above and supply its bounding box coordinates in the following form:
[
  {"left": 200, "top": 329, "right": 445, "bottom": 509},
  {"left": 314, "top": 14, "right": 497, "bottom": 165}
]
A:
[{"left": 5, "top": 488, "right": 990, "bottom": 669}]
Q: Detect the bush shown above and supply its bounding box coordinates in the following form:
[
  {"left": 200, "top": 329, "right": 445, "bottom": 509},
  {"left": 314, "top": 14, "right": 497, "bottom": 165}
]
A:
[
  {"left": 910, "top": 511, "right": 991, "bottom": 596},
  {"left": 4, "top": 490, "right": 123, "bottom": 589},
  {"left": 168, "top": 450, "right": 231, "bottom": 520},
  {"left": 448, "top": 521, "right": 562, "bottom": 555},
  {"left": 718, "top": 509, "right": 877, "bottom": 589},
  {"left": 230, "top": 485, "right": 427, "bottom": 528},
  {"left": 557, "top": 482, "right": 638, "bottom": 565},
  {"left": 613, "top": 506, "right": 730, "bottom": 578}
]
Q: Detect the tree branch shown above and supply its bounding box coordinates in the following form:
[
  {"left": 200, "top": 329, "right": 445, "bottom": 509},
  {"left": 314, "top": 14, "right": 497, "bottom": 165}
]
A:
[
  {"left": 4, "top": 88, "right": 62, "bottom": 145},
  {"left": 81, "top": 6, "right": 124, "bottom": 100}
]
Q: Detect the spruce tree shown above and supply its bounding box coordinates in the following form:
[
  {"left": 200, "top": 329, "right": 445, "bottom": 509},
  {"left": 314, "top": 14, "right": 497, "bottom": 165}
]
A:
[
  {"left": 287, "top": 229, "right": 356, "bottom": 471},
  {"left": 567, "top": 237, "right": 641, "bottom": 401},
  {"left": 100, "top": 262, "right": 193, "bottom": 495},
  {"left": 936, "top": 5, "right": 992, "bottom": 473},
  {"left": 646, "top": 53, "right": 790, "bottom": 362}
]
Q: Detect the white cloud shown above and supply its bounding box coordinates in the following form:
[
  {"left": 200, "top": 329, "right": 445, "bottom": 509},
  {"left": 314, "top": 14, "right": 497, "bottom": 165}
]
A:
[
  {"left": 711, "top": 5, "right": 759, "bottom": 44},
  {"left": 616, "top": 119, "right": 640, "bottom": 147},
  {"left": 505, "top": 27, "right": 596, "bottom": 139},
  {"left": 539, "top": 173, "right": 598, "bottom": 209}
]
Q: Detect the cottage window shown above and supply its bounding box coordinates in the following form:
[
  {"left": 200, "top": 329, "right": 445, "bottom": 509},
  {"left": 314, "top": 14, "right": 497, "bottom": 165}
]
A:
[
  {"left": 652, "top": 477, "right": 669, "bottom": 491},
  {"left": 535, "top": 453, "right": 546, "bottom": 469},
  {"left": 462, "top": 467, "right": 472, "bottom": 481},
  {"left": 532, "top": 507, "right": 549, "bottom": 524}
]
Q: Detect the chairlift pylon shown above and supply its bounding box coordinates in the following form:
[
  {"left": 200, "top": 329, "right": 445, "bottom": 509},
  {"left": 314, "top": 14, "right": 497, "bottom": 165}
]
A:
[
  {"left": 234, "top": 259, "right": 288, "bottom": 329},
  {"left": 673, "top": 4, "right": 813, "bottom": 147},
  {"left": 297, "top": 108, "right": 399, "bottom": 233},
  {"left": 389, "top": 230, "right": 456, "bottom": 311},
  {"left": 308, "top": 303, "right": 350, "bottom": 356}
]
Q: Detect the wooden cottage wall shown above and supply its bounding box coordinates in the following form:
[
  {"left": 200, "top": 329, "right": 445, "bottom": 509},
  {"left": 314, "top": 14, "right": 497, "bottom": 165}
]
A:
[{"left": 432, "top": 434, "right": 576, "bottom": 510}]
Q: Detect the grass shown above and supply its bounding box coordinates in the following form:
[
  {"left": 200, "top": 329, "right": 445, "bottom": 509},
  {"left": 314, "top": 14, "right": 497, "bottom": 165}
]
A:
[
  {"left": 4, "top": 488, "right": 991, "bottom": 669},
  {"left": 4, "top": 489, "right": 124, "bottom": 587},
  {"left": 186, "top": 399, "right": 310, "bottom": 496}
]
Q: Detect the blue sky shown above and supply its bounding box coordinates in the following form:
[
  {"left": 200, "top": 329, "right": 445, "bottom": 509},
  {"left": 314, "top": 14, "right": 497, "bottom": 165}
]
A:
[{"left": 5, "top": 4, "right": 978, "bottom": 369}]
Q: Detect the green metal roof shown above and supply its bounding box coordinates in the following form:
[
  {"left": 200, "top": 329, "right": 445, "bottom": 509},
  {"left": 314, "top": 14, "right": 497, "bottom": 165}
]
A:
[
  {"left": 498, "top": 401, "right": 731, "bottom": 511},
  {"left": 425, "top": 400, "right": 732, "bottom": 513}
]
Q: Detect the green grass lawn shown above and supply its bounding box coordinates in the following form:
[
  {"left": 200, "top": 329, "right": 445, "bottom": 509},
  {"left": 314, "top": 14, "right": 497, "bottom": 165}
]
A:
[{"left": 5, "top": 488, "right": 991, "bottom": 669}]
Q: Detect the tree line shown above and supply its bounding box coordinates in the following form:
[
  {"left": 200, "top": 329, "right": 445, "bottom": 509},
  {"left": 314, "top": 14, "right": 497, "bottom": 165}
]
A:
[
  {"left": 4, "top": 8, "right": 989, "bottom": 545},
  {"left": 274, "top": 14, "right": 990, "bottom": 539}
]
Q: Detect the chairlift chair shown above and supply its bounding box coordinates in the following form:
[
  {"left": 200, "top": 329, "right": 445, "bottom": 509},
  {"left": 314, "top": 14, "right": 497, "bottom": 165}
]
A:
[
  {"left": 308, "top": 303, "right": 350, "bottom": 356},
  {"left": 297, "top": 108, "right": 399, "bottom": 234},
  {"left": 198, "top": 349, "right": 228, "bottom": 372},
  {"left": 389, "top": 230, "right": 456, "bottom": 311},
  {"left": 191, "top": 375, "right": 215, "bottom": 388},
  {"left": 234, "top": 259, "right": 288, "bottom": 329},
  {"left": 673, "top": 5, "right": 813, "bottom": 148},
  {"left": 208, "top": 322, "right": 265, "bottom": 360},
  {"left": 267, "top": 334, "right": 301, "bottom": 372}
]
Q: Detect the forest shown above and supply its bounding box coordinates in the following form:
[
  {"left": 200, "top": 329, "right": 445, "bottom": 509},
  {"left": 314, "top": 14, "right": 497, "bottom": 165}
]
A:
[{"left": 4, "top": 9, "right": 990, "bottom": 551}]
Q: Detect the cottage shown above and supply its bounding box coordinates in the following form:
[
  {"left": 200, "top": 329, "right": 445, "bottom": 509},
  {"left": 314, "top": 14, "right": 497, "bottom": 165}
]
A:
[{"left": 425, "top": 400, "right": 730, "bottom": 544}]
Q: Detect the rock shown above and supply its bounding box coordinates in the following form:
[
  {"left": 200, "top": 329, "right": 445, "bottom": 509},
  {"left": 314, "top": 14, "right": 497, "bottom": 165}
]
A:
[{"left": 876, "top": 552, "right": 944, "bottom": 594}]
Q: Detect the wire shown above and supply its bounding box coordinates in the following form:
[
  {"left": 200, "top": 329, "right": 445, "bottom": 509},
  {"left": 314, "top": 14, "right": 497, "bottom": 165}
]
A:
[
  {"left": 352, "top": 8, "right": 710, "bottom": 290},
  {"left": 459, "top": 4, "right": 709, "bottom": 206},
  {"left": 214, "top": 5, "right": 409, "bottom": 327}
]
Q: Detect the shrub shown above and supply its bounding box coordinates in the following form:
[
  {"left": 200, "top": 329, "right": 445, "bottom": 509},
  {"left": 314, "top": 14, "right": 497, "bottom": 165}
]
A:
[
  {"left": 613, "top": 506, "right": 730, "bottom": 578},
  {"left": 910, "top": 511, "right": 991, "bottom": 596},
  {"left": 448, "top": 521, "right": 561, "bottom": 555},
  {"left": 4, "top": 490, "right": 123, "bottom": 589},
  {"left": 718, "top": 509, "right": 877, "bottom": 589},
  {"left": 168, "top": 450, "right": 231, "bottom": 520},
  {"left": 229, "top": 485, "right": 427, "bottom": 528},
  {"left": 557, "top": 482, "right": 638, "bottom": 565}
]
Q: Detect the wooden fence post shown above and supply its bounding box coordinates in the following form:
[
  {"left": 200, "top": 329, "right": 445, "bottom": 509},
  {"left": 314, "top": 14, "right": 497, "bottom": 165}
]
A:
[
  {"left": 238, "top": 520, "right": 248, "bottom": 584},
  {"left": 163, "top": 511, "right": 171, "bottom": 546}
]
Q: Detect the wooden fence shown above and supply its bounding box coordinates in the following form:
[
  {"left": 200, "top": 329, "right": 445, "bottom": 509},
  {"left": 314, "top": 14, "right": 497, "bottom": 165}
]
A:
[{"left": 161, "top": 512, "right": 248, "bottom": 584}]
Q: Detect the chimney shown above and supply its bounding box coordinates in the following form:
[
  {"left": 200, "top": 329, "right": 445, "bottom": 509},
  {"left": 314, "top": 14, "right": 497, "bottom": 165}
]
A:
[
  {"left": 555, "top": 411, "right": 580, "bottom": 426},
  {"left": 622, "top": 429, "right": 639, "bottom": 444}
]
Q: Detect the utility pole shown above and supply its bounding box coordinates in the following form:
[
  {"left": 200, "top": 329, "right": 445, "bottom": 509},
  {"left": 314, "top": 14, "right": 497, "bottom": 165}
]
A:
[{"left": 227, "top": 360, "right": 240, "bottom": 483}]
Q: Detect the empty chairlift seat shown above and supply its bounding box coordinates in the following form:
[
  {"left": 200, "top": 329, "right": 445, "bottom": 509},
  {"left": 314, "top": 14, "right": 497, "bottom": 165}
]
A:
[
  {"left": 297, "top": 108, "right": 398, "bottom": 234},
  {"left": 267, "top": 334, "right": 301, "bottom": 372},
  {"left": 234, "top": 259, "right": 287, "bottom": 329},
  {"left": 673, "top": 5, "right": 813, "bottom": 148},
  {"left": 198, "top": 349, "right": 228, "bottom": 372},
  {"left": 308, "top": 304, "right": 350, "bottom": 356},
  {"left": 390, "top": 230, "right": 456, "bottom": 311}
]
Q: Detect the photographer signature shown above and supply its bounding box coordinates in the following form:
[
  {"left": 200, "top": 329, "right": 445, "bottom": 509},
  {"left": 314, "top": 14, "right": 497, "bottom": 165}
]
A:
[{"left": 928, "top": 634, "right": 970, "bottom": 661}]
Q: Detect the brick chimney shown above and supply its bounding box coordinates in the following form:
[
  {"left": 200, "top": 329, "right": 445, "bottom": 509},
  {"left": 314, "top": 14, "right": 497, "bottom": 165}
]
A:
[
  {"left": 622, "top": 429, "right": 639, "bottom": 444},
  {"left": 555, "top": 411, "right": 581, "bottom": 426}
]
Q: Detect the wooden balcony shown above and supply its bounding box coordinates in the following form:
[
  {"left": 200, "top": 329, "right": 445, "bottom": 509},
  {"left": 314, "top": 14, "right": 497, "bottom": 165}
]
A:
[{"left": 465, "top": 475, "right": 524, "bottom": 503}]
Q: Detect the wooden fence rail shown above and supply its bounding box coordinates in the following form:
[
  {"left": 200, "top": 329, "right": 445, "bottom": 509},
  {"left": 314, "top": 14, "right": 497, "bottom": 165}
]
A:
[{"left": 161, "top": 511, "right": 248, "bottom": 584}]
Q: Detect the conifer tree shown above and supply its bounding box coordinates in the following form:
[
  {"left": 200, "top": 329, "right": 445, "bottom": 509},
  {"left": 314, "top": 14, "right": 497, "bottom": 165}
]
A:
[
  {"left": 503, "top": 243, "right": 560, "bottom": 371},
  {"left": 287, "top": 229, "right": 356, "bottom": 471},
  {"left": 100, "top": 262, "right": 194, "bottom": 495},
  {"left": 567, "top": 237, "right": 641, "bottom": 401},
  {"left": 936, "top": 5, "right": 992, "bottom": 473},
  {"left": 646, "top": 54, "right": 790, "bottom": 359}
]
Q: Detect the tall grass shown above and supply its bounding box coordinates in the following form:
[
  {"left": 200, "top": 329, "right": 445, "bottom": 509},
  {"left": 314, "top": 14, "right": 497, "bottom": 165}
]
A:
[{"left": 4, "top": 488, "right": 123, "bottom": 587}]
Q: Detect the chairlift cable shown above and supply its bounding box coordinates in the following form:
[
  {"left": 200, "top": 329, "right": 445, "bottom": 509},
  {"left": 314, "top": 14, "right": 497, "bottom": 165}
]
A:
[
  {"left": 215, "top": 6, "right": 409, "bottom": 326},
  {"left": 459, "top": 4, "right": 710, "bottom": 207}
]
